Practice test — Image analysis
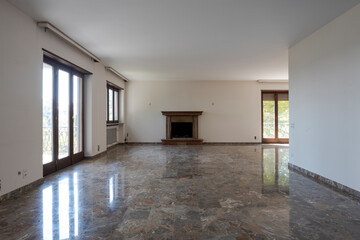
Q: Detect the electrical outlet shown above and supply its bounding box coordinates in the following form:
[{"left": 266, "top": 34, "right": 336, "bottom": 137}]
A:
[
  {"left": 22, "top": 170, "right": 28, "bottom": 179},
  {"left": 18, "top": 171, "right": 21, "bottom": 176},
  {"left": 98, "top": 145, "right": 100, "bottom": 151},
  {"left": 0, "top": 179, "right": 2, "bottom": 192},
  {"left": 254, "top": 136, "right": 257, "bottom": 140}
]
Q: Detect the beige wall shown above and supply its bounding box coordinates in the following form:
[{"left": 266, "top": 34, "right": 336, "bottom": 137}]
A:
[
  {"left": 289, "top": 4, "right": 360, "bottom": 191},
  {"left": 126, "top": 80, "right": 288, "bottom": 143},
  {"left": 0, "top": 0, "right": 125, "bottom": 196}
]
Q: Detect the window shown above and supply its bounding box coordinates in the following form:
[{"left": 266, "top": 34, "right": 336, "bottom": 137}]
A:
[
  {"left": 261, "top": 91, "right": 289, "bottom": 143},
  {"left": 42, "top": 52, "right": 87, "bottom": 176},
  {"left": 107, "top": 84, "right": 121, "bottom": 124}
]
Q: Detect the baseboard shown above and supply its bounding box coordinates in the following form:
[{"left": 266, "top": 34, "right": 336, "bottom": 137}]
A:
[
  {"left": 126, "top": 142, "right": 162, "bottom": 144},
  {"left": 107, "top": 142, "right": 124, "bottom": 150},
  {"left": 288, "top": 163, "right": 360, "bottom": 200},
  {"left": 126, "top": 142, "right": 262, "bottom": 145},
  {"left": 0, "top": 178, "right": 44, "bottom": 203},
  {"left": 203, "top": 142, "right": 261, "bottom": 145}
]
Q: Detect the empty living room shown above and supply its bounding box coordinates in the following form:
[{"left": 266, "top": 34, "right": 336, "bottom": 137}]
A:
[{"left": 1, "top": 0, "right": 360, "bottom": 239}]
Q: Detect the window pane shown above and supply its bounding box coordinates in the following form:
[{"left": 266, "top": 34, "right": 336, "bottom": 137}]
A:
[
  {"left": 106, "top": 88, "right": 108, "bottom": 122},
  {"left": 114, "top": 91, "right": 118, "bottom": 121},
  {"left": 278, "top": 98, "right": 289, "bottom": 138},
  {"left": 58, "top": 69, "right": 70, "bottom": 159},
  {"left": 263, "top": 94, "right": 275, "bottom": 138},
  {"left": 42, "top": 63, "right": 53, "bottom": 164},
  {"left": 109, "top": 89, "right": 113, "bottom": 121},
  {"left": 73, "top": 76, "right": 82, "bottom": 154}
]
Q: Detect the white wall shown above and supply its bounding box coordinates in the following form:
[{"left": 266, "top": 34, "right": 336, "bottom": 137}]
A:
[
  {"left": 0, "top": 0, "right": 125, "bottom": 196},
  {"left": 289, "top": 4, "right": 360, "bottom": 192},
  {"left": 126, "top": 80, "right": 288, "bottom": 143}
]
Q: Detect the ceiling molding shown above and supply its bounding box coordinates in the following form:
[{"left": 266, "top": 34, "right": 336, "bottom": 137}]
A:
[
  {"left": 37, "top": 21, "right": 101, "bottom": 63},
  {"left": 257, "top": 79, "right": 289, "bottom": 84},
  {"left": 105, "top": 67, "right": 129, "bottom": 82}
]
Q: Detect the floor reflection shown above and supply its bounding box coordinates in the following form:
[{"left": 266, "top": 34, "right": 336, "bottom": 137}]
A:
[
  {"left": 42, "top": 176, "right": 75, "bottom": 240},
  {"left": 262, "top": 146, "right": 289, "bottom": 194},
  {"left": 40, "top": 170, "right": 126, "bottom": 240},
  {"left": 1, "top": 145, "right": 360, "bottom": 239},
  {"left": 109, "top": 174, "right": 119, "bottom": 204},
  {"left": 58, "top": 178, "right": 69, "bottom": 240},
  {"left": 73, "top": 173, "right": 78, "bottom": 237},
  {"left": 42, "top": 186, "right": 52, "bottom": 240}
]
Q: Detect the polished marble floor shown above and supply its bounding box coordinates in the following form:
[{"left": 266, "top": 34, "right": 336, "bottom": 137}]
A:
[{"left": 0, "top": 144, "right": 360, "bottom": 239}]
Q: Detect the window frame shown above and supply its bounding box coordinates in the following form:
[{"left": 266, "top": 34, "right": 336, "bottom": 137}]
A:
[
  {"left": 43, "top": 53, "right": 87, "bottom": 176},
  {"left": 261, "top": 90, "right": 289, "bottom": 143},
  {"left": 106, "top": 83, "right": 121, "bottom": 125}
]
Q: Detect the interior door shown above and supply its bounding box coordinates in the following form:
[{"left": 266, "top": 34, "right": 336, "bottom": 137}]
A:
[
  {"left": 262, "top": 91, "right": 289, "bottom": 143},
  {"left": 42, "top": 57, "right": 84, "bottom": 176}
]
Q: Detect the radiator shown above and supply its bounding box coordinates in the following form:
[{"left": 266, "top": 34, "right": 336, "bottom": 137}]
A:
[{"left": 107, "top": 127, "right": 117, "bottom": 146}]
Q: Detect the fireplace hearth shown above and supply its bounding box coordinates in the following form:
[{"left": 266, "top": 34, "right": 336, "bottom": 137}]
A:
[{"left": 161, "top": 111, "right": 203, "bottom": 145}]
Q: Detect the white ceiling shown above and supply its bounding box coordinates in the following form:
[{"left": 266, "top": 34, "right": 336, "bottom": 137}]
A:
[{"left": 9, "top": 0, "right": 360, "bottom": 81}]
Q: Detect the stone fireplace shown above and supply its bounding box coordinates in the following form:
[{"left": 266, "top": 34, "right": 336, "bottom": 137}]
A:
[{"left": 161, "top": 111, "right": 203, "bottom": 145}]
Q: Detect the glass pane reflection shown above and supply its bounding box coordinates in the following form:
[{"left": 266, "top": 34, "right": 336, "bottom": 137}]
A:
[
  {"left": 42, "top": 173, "right": 80, "bottom": 240},
  {"left": 262, "top": 149, "right": 275, "bottom": 186},
  {"left": 278, "top": 148, "right": 289, "bottom": 187},
  {"left": 109, "top": 174, "right": 118, "bottom": 205},
  {"left": 42, "top": 186, "right": 53, "bottom": 240},
  {"left": 262, "top": 147, "right": 289, "bottom": 194},
  {"left": 59, "top": 178, "right": 69, "bottom": 240},
  {"left": 73, "top": 173, "right": 79, "bottom": 237}
]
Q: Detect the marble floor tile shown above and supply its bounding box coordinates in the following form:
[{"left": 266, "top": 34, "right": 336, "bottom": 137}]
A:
[{"left": 0, "top": 144, "right": 360, "bottom": 239}]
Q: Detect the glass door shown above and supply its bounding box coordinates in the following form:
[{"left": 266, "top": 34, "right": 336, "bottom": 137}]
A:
[
  {"left": 262, "top": 91, "right": 289, "bottom": 143},
  {"left": 57, "top": 69, "right": 71, "bottom": 169},
  {"left": 72, "top": 75, "right": 84, "bottom": 164},
  {"left": 42, "top": 63, "right": 55, "bottom": 172},
  {"left": 42, "top": 57, "right": 84, "bottom": 176}
]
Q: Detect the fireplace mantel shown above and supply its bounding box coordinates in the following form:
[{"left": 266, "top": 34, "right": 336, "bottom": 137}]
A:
[
  {"left": 161, "top": 111, "right": 203, "bottom": 145},
  {"left": 162, "top": 111, "right": 203, "bottom": 116}
]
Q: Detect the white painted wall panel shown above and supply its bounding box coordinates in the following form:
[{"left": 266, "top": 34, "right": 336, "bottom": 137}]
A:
[{"left": 289, "top": 4, "right": 360, "bottom": 191}]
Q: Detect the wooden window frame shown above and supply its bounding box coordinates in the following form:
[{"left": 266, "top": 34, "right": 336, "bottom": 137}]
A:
[
  {"left": 43, "top": 54, "right": 86, "bottom": 176},
  {"left": 106, "top": 83, "right": 122, "bottom": 125},
  {"left": 261, "top": 90, "right": 289, "bottom": 144}
]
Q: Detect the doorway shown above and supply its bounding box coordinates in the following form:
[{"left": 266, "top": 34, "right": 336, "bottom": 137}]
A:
[
  {"left": 42, "top": 56, "right": 84, "bottom": 176},
  {"left": 262, "top": 91, "right": 289, "bottom": 143}
]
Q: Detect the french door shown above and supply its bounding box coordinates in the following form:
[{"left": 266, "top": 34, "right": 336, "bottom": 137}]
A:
[
  {"left": 42, "top": 56, "right": 84, "bottom": 176},
  {"left": 262, "top": 91, "right": 289, "bottom": 143}
]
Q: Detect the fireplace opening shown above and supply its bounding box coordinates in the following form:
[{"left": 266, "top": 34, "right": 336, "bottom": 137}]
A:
[{"left": 171, "top": 122, "right": 193, "bottom": 138}]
